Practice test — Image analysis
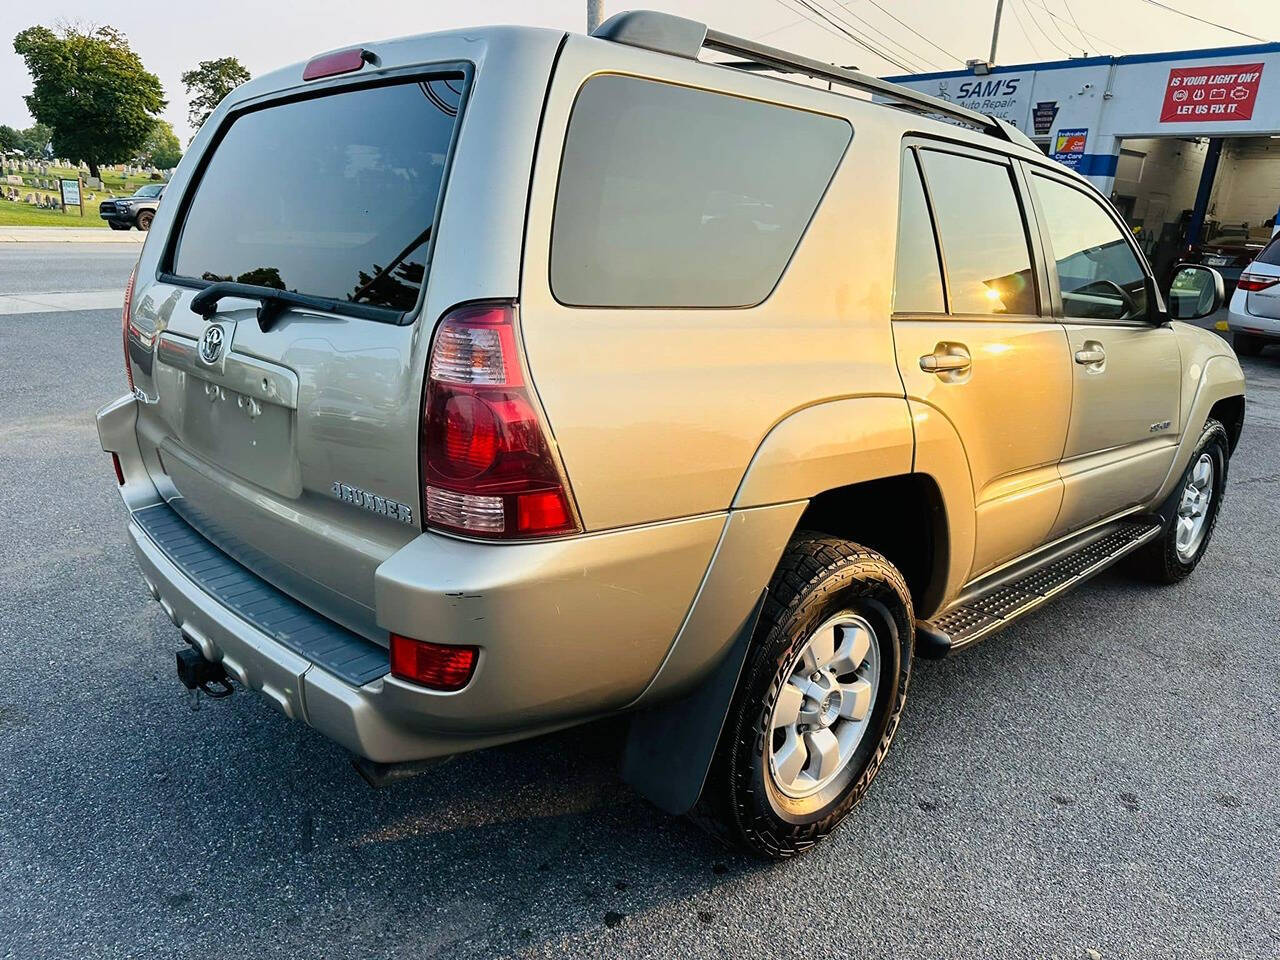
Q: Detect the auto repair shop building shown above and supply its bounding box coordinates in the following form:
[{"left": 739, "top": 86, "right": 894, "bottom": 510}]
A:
[{"left": 888, "top": 42, "right": 1280, "bottom": 279}]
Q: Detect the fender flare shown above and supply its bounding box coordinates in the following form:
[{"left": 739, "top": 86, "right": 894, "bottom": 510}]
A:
[
  {"left": 731, "top": 395, "right": 914, "bottom": 509},
  {"left": 1152, "top": 352, "right": 1245, "bottom": 505}
]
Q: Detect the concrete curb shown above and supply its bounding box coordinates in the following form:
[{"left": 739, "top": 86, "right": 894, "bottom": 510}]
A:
[{"left": 0, "top": 227, "right": 144, "bottom": 243}]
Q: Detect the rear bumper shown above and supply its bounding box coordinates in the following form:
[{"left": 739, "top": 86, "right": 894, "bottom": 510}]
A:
[
  {"left": 96, "top": 394, "right": 737, "bottom": 763},
  {"left": 126, "top": 516, "right": 444, "bottom": 761},
  {"left": 1227, "top": 297, "right": 1280, "bottom": 338}
]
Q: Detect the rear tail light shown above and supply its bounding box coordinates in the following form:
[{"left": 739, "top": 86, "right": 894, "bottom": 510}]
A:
[
  {"left": 122, "top": 263, "right": 137, "bottom": 391},
  {"left": 1237, "top": 273, "right": 1280, "bottom": 292},
  {"left": 111, "top": 453, "right": 125, "bottom": 486},
  {"left": 389, "top": 634, "right": 477, "bottom": 690},
  {"left": 420, "top": 302, "right": 579, "bottom": 538}
]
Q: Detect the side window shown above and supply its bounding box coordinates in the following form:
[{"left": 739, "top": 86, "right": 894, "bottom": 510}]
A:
[
  {"left": 1031, "top": 174, "right": 1149, "bottom": 321},
  {"left": 550, "top": 75, "right": 852, "bottom": 308},
  {"left": 918, "top": 150, "right": 1038, "bottom": 317},
  {"left": 893, "top": 151, "right": 945, "bottom": 313}
]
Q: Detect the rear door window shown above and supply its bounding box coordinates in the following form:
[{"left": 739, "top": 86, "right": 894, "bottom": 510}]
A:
[
  {"left": 918, "top": 149, "right": 1038, "bottom": 317},
  {"left": 170, "top": 76, "right": 466, "bottom": 317},
  {"left": 893, "top": 151, "right": 945, "bottom": 313},
  {"left": 1030, "top": 173, "right": 1149, "bottom": 321},
  {"left": 550, "top": 75, "right": 851, "bottom": 308}
]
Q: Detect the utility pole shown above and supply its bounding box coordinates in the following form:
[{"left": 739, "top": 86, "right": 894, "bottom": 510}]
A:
[
  {"left": 988, "top": 0, "right": 1005, "bottom": 66},
  {"left": 587, "top": 0, "right": 605, "bottom": 33}
]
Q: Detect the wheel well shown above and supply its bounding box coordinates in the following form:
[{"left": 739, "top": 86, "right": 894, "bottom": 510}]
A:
[
  {"left": 795, "top": 474, "right": 947, "bottom": 615},
  {"left": 1209, "top": 394, "right": 1245, "bottom": 453}
]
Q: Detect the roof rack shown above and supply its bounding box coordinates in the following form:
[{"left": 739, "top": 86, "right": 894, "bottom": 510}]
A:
[{"left": 591, "top": 10, "right": 1038, "bottom": 150}]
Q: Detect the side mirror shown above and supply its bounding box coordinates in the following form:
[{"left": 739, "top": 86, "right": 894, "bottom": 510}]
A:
[{"left": 1167, "top": 263, "right": 1224, "bottom": 321}]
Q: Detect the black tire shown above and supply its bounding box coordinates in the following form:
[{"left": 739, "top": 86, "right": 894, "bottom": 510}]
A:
[
  {"left": 1126, "top": 419, "right": 1229, "bottom": 584},
  {"left": 1232, "top": 332, "right": 1263, "bottom": 357},
  {"left": 136, "top": 210, "right": 154, "bottom": 231},
  {"left": 700, "top": 533, "right": 913, "bottom": 859}
]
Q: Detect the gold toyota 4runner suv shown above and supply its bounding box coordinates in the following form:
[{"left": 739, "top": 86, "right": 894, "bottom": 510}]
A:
[{"left": 96, "top": 12, "right": 1245, "bottom": 858}]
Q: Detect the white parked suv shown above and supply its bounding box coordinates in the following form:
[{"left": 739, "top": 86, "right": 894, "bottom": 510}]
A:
[{"left": 1227, "top": 233, "right": 1280, "bottom": 356}]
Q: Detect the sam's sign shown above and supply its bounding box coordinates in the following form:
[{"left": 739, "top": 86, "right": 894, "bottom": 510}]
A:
[{"left": 938, "top": 75, "right": 1027, "bottom": 126}]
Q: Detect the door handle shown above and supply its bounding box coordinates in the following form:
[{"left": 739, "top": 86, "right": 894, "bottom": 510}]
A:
[
  {"left": 919, "top": 348, "right": 971, "bottom": 374},
  {"left": 1074, "top": 346, "right": 1106, "bottom": 365}
]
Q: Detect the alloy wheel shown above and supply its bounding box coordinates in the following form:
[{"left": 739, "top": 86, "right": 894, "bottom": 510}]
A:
[
  {"left": 767, "top": 612, "right": 881, "bottom": 799},
  {"left": 1175, "top": 452, "right": 1214, "bottom": 562}
]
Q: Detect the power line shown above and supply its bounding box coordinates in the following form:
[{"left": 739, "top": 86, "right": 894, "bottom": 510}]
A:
[
  {"left": 810, "top": 0, "right": 934, "bottom": 71},
  {"left": 755, "top": 14, "right": 808, "bottom": 41},
  {"left": 1008, "top": 0, "right": 1045, "bottom": 58},
  {"left": 1023, "top": 0, "right": 1129, "bottom": 53},
  {"left": 823, "top": 0, "right": 947, "bottom": 70},
  {"left": 764, "top": 0, "right": 872, "bottom": 57},
  {"left": 1060, "top": 0, "right": 1091, "bottom": 54},
  {"left": 1040, "top": 0, "right": 1087, "bottom": 54},
  {"left": 1135, "top": 0, "right": 1269, "bottom": 43},
  {"left": 851, "top": 0, "right": 968, "bottom": 65},
  {"left": 1018, "top": 0, "right": 1073, "bottom": 55},
  {"left": 764, "top": 0, "right": 911, "bottom": 74},
  {"left": 789, "top": 0, "right": 920, "bottom": 73},
  {"left": 804, "top": 0, "right": 932, "bottom": 71}
]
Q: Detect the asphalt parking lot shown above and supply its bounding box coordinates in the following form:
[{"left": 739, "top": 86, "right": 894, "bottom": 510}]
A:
[{"left": 1, "top": 247, "right": 1278, "bottom": 960}]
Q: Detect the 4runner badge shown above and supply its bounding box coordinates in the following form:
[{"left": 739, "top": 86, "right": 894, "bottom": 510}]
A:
[{"left": 331, "top": 481, "right": 415, "bottom": 525}]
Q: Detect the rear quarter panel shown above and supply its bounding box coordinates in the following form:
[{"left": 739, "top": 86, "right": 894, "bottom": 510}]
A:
[{"left": 519, "top": 36, "right": 907, "bottom": 531}]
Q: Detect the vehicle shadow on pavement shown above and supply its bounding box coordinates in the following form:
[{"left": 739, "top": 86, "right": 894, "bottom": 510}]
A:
[{"left": 37, "top": 623, "right": 769, "bottom": 955}]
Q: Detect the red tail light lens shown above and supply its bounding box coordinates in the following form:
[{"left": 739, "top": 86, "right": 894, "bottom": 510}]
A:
[
  {"left": 1237, "top": 273, "right": 1280, "bottom": 292},
  {"left": 389, "top": 634, "right": 477, "bottom": 690},
  {"left": 421, "top": 302, "right": 579, "bottom": 538},
  {"left": 122, "top": 264, "right": 137, "bottom": 391}
]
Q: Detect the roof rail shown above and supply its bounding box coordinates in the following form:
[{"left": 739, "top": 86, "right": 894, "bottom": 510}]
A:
[{"left": 591, "top": 10, "right": 1038, "bottom": 150}]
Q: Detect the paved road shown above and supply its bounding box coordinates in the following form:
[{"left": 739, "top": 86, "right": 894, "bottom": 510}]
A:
[
  {"left": 0, "top": 242, "right": 138, "bottom": 295},
  {"left": 2, "top": 250, "right": 1278, "bottom": 959}
]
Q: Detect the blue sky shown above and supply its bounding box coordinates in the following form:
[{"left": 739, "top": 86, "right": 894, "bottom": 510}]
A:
[{"left": 3, "top": 0, "right": 1278, "bottom": 143}]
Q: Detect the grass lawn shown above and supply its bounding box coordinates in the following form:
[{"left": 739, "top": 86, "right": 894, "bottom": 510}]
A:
[
  {"left": 0, "top": 160, "right": 164, "bottom": 227},
  {"left": 0, "top": 202, "right": 109, "bottom": 228}
]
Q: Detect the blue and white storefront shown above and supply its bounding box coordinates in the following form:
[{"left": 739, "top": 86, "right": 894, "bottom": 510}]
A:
[{"left": 889, "top": 42, "right": 1280, "bottom": 252}]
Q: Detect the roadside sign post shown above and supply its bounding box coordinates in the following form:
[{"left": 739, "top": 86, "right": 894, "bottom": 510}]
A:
[{"left": 59, "top": 177, "right": 83, "bottom": 218}]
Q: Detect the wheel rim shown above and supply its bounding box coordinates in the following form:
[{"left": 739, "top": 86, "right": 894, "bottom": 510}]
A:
[
  {"left": 1175, "top": 452, "right": 1214, "bottom": 562},
  {"left": 767, "top": 612, "right": 881, "bottom": 800}
]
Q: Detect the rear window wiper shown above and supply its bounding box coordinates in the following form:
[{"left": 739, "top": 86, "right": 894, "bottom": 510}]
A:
[{"left": 190, "top": 281, "right": 398, "bottom": 331}]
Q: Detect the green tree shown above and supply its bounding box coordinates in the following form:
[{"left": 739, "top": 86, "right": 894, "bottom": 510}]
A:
[
  {"left": 180, "top": 57, "right": 250, "bottom": 132},
  {"left": 19, "top": 122, "right": 52, "bottom": 156},
  {"left": 13, "top": 25, "right": 165, "bottom": 180},
  {"left": 140, "top": 119, "right": 182, "bottom": 169},
  {"left": 0, "top": 122, "right": 51, "bottom": 157}
]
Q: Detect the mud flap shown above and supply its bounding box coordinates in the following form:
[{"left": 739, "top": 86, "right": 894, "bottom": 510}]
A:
[{"left": 620, "top": 591, "right": 765, "bottom": 816}]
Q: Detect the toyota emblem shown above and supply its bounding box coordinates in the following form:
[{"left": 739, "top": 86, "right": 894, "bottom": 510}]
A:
[{"left": 199, "top": 324, "right": 225, "bottom": 364}]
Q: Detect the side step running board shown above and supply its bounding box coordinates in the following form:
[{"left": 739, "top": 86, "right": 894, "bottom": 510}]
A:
[{"left": 915, "top": 518, "right": 1163, "bottom": 658}]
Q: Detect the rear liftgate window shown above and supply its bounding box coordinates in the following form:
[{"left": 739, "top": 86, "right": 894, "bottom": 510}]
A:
[
  {"left": 170, "top": 76, "right": 466, "bottom": 317},
  {"left": 551, "top": 75, "right": 852, "bottom": 308}
]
